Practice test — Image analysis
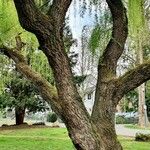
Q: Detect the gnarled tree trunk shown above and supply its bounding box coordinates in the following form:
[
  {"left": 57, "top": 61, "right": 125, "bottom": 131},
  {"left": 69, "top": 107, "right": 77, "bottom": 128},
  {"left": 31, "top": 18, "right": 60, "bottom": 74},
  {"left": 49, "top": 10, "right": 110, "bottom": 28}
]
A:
[
  {"left": 92, "top": 81, "right": 123, "bottom": 150},
  {"left": 0, "top": 0, "right": 150, "bottom": 149}
]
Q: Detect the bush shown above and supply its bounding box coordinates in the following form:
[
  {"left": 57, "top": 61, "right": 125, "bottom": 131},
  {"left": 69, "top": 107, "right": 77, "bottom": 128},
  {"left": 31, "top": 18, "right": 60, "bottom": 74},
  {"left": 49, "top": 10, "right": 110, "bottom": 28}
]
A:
[
  {"left": 47, "top": 112, "right": 57, "bottom": 123},
  {"left": 116, "top": 116, "right": 128, "bottom": 124},
  {"left": 1, "top": 124, "right": 9, "bottom": 127},
  {"left": 116, "top": 116, "right": 138, "bottom": 124},
  {"left": 135, "top": 133, "right": 150, "bottom": 142},
  {"left": 32, "top": 122, "right": 45, "bottom": 126}
]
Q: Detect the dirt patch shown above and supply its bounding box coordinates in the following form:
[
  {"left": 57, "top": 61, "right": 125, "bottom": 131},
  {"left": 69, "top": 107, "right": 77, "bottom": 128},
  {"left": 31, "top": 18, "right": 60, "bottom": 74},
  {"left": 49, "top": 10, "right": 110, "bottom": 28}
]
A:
[{"left": 0, "top": 124, "right": 50, "bottom": 130}]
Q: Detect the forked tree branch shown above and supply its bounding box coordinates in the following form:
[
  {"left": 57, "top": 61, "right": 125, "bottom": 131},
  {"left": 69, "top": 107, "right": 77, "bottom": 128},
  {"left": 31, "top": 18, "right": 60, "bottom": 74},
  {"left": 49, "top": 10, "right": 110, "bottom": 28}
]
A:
[
  {"left": 13, "top": 0, "right": 72, "bottom": 40},
  {"left": 0, "top": 46, "right": 61, "bottom": 114}
]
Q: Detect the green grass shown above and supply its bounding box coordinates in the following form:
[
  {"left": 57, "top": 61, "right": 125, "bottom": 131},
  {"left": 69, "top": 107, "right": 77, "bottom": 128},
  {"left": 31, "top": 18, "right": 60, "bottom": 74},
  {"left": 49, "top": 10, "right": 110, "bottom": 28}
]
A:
[
  {"left": 0, "top": 127, "right": 150, "bottom": 150},
  {"left": 125, "top": 124, "right": 150, "bottom": 130},
  {"left": 120, "top": 136, "right": 150, "bottom": 150},
  {"left": 0, "top": 128, "right": 73, "bottom": 150}
]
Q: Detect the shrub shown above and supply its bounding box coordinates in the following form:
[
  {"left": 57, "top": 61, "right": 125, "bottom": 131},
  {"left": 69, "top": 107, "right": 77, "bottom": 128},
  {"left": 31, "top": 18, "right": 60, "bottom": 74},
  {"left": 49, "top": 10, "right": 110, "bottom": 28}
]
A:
[
  {"left": 32, "top": 122, "right": 45, "bottom": 126},
  {"left": 135, "top": 133, "right": 150, "bottom": 142},
  {"left": 115, "top": 116, "right": 138, "bottom": 124},
  {"left": 1, "top": 124, "right": 9, "bottom": 127},
  {"left": 47, "top": 112, "right": 57, "bottom": 123}
]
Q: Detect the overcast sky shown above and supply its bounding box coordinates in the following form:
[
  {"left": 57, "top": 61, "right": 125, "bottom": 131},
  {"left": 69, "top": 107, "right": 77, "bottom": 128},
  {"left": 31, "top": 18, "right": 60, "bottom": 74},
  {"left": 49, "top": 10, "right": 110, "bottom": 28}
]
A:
[{"left": 68, "top": 1, "right": 96, "bottom": 39}]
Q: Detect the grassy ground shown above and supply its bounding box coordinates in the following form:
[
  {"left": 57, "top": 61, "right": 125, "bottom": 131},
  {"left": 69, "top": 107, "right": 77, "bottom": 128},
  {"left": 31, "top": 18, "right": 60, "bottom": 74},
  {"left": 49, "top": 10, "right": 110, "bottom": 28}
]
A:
[
  {"left": 0, "top": 127, "right": 149, "bottom": 150},
  {"left": 125, "top": 124, "right": 150, "bottom": 130}
]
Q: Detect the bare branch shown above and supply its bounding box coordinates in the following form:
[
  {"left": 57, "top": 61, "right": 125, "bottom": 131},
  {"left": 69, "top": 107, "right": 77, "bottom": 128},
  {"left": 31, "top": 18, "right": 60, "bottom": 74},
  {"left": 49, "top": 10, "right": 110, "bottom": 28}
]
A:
[
  {"left": 115, "top": 61, "right": 150, "bottom": 101},
  {"left": 13, "top": 0, "right": 72, "bottom": 39},
  {"left": 16, "top": 62, "right": 61, "bottom": 112}
]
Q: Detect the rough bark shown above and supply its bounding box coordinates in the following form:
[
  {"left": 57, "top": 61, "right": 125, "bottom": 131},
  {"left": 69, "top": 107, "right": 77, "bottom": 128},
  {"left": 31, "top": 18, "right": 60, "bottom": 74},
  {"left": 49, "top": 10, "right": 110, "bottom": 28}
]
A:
[
  {"left": 15, "top": 107, "right": 25, "bottom": 125},
  {"left": 91, "top": 0, "right": 128, "bottom": 149},
  {"left": 116, "top": 61, "right": 150, "bottom": 100},
  {"left": 138, "top": 84, "right": 149, "bottom": 127},
  {"left": 0, "top": 45, "right": 100, "bottom": 149},
  {"left": 0, "top": 0, "right": 149, "bottom": 150},
  {"left": 136, "top": 24, "right": 149, "bottom": 127},
  {"left": 8, "top": 1, "right": 101, "bottom": 149}
]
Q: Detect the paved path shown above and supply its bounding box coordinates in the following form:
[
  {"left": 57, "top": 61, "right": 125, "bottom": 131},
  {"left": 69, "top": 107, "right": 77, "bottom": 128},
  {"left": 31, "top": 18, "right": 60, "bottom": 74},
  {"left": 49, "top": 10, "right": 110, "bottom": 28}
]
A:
[{"left": 116, "top": 124, "right": 150, "bottom": 137}]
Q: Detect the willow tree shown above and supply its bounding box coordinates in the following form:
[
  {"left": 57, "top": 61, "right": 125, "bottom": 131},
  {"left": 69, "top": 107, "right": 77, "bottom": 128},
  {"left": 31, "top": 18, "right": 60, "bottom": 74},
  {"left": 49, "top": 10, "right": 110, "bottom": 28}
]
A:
[
  {"left": 1, "top": 0, "right": 150, "bottom": 149},
  {"left": 128, "top": 0, "right": 150, "bottom": 127}
]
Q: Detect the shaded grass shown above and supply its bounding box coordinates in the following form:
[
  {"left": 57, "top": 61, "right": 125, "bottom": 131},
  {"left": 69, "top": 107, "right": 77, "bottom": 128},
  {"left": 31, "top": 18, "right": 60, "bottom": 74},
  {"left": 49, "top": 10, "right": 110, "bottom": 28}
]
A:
[{"left": 0, "top": 127, "right": 150, "bottom": 150}]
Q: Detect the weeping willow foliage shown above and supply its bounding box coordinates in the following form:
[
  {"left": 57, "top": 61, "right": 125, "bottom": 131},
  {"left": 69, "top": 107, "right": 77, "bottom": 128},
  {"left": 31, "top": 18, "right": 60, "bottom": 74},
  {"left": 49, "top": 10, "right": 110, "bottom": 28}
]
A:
[
  {"left": 0, "top": 0, "right": 54, "bottom": 92},
  {"left": 128, "top": 0, "right": 150, "bottom": 60},
  {"left": 0, "top": 55, "right": 13, "bottom": 93},
  {"left": 88, "top": 8, "right": 112, "bottom": 56},
  {"left": 0, "top": 0, "right": 20, "bottom": 43},
  {"left": 88, "top": 25, "right": 101, "bottom": 54},
  {"left": 29, "top": 50, "right": 54, "bottom": 83},
  {"left": 128, "top": 0, "right": 145, "bottom": 38}
]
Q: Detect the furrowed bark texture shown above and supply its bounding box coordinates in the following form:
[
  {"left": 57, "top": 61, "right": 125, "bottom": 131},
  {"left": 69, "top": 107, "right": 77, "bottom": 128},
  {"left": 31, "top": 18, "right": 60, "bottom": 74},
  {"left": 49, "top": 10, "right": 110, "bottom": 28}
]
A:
[
  {"left": 91, "top": 0, "right": 128, "bottom": 149},
  {"left": 13, "top": 0, "right": 100, "bottom": 149},
  {"left": 0, "top": 0, "right": 149, "bottom": 149}
]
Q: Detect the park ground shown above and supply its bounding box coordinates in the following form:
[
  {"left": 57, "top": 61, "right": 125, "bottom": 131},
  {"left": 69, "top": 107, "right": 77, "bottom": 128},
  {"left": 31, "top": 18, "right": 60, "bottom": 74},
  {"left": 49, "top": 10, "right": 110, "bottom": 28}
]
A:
[{"left": 0, "top": 127, "right": 150, "bottom": 150}]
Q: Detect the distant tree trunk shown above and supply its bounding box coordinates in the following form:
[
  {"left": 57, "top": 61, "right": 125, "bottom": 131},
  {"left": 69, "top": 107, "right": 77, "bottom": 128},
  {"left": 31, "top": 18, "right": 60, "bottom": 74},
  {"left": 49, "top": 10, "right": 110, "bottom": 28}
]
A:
[
  {"left": 137, "top": 38, "right": 149, "bottom": 127},
  {"left": 15, "top": 107, "right": 25, "bottom": 125}
]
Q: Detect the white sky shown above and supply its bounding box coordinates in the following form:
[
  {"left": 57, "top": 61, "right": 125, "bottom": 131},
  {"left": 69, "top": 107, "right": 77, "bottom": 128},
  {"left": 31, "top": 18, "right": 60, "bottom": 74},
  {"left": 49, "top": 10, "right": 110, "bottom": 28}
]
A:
[{"left": 68, "top": 0, "right": 96, "bottom": 39}]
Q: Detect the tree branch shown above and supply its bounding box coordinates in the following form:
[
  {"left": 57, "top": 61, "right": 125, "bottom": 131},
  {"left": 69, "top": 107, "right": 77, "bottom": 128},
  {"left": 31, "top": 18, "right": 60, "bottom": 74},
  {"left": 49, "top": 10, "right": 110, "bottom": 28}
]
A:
[
  {"left": 47, "top": 0, "right": 72, "bottom": 27},
  {"left": 99, "top": 0, "right": 128, "bottom": 78},
  {"left": 0, "top": 46, "right": 62, "bottom": 114},
  {"left": 93, "top": 0, "right": 128, "bottom": 111},
  {"left": 13, "top": 0, "right": 53, "bottom": 40},
  {"left": 115, "top": 61, "right": 150, "bottom": 102},
  {"left": 13, "top": 0, "right": 72, "bottom": 39}
]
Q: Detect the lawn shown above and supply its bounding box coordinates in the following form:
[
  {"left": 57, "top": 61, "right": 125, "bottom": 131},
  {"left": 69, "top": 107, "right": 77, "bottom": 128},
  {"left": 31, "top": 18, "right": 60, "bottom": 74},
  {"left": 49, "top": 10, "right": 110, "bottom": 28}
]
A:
[
  {"left": 0, "top": 127, "right": 149, "bottom": 150},
  {"left": 125, "top": 124, "right": 150, "bottom": 130}
]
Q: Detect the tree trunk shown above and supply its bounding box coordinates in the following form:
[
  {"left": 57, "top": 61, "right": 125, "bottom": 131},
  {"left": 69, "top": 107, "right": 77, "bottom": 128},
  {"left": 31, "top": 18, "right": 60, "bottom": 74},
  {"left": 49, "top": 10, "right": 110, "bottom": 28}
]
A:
[
  {"left": 40, "top": 38, "right": 101, "bottom": 150},
  {"left": 137, "top": 33, "right": 149, "bottom": 127},
  {"left": 138, "top": 84, "right": 149, "bottom": 127},
  {"left": 91, "top": 82, "right": 123, "bottom": 150},
  {"left": 10, "top": 0, "right": 150, "bottom": 149},
  {"left": 92, "top": 109, "right": 122, "bottom": 150},
  {"left": 15, "top": 107, "right": 25, "bottom": 125}
]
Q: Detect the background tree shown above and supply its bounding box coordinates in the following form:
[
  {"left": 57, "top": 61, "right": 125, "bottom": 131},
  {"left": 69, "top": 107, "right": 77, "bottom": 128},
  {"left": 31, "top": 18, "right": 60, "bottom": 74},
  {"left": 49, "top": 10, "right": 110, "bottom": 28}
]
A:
[
  {"left": 128, "top": 0, "right": 150, "bottom": 127},
  {"left": 0, "top": 73, "right": 48, "bottom": 125},
  {"left": 0, "top": 0, "right": 53, "bottom": 125}
]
